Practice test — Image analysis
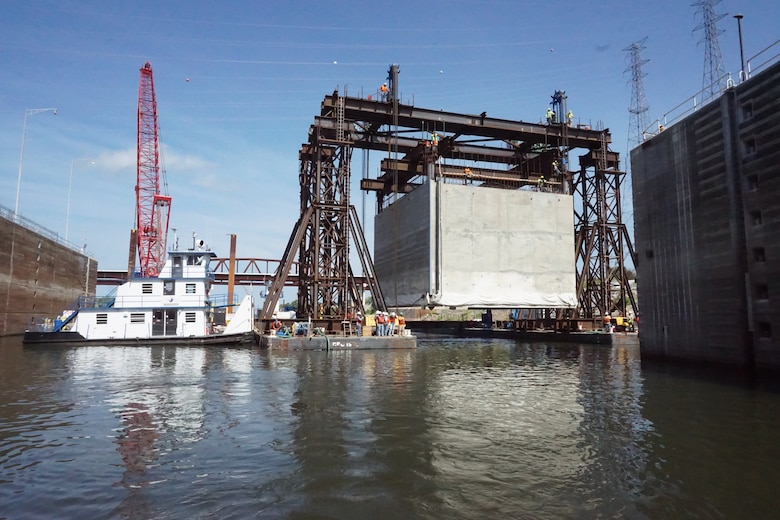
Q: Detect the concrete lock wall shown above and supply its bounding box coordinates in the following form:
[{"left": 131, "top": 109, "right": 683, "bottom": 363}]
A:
[
  {"left": 0, "top": 214, "right": 98, "bottom": 336},
  {"left": 631, "top": 59, "right": 780, "bottom": 370},
  {"left": 375, "top": 180, "right": 577, "bottom": 309}
]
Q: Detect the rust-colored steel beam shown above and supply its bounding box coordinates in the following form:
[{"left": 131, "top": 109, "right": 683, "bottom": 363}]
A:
[
  {"left": 321, "top": 94, "right": 610, "bottom": 149},
  {"left": 279, "top": 82, "right": 637, "bottom": 322}
]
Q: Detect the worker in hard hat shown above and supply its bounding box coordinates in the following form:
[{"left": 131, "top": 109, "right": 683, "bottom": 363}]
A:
[
  {"left": 538, "top": 175, "right": 546, "bottom": 191},
  {"left": 546, "top": 107, "right": 555, "bottom": 124},
  {"left": 270, "top": 315, "right": 282, "bottom": 335},
  {"left": 567, "top": 109, "right": 574, "bottom": 125},
  {"left": 388, "top": 312, "right": 397, "bottom": 335},
  {"left": 380, "top": 83, "right": 388, "bottom": 101}
]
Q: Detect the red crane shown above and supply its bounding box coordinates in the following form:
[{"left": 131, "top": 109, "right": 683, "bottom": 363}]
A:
[{"left": 136, "top": 62, "right": 171, "bottom": 278}]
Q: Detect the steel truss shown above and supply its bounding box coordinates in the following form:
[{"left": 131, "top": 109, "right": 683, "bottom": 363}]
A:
[
  {"left": 574, "top": 148, "right": 638, "bottom": 319},
  {"left": 260, "top": 95, "right": 386, "bottom": 320},
  {"left": 264, "top": 72, "right": 637, "bottom": 321}
]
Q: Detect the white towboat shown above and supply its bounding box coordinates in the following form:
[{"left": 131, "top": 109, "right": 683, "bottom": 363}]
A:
[{"left": 23, "top": 248, "right": 258, "bottom": 346}]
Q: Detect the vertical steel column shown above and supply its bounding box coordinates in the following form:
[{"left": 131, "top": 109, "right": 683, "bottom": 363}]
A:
[{"left": 573, "top": 134, "right": 638, "bottom": 320}]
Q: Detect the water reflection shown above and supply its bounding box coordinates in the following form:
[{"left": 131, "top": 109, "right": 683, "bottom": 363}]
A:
[
  {"left": 116, "top": 403, "right": 159, "bottom": 481},
  {"left": 1, "top": 337, "right": 780, "bottom": 518}
]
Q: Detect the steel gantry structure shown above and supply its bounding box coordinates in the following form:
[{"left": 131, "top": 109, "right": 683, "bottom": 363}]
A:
[
  {"left": 259, "top": 91, "right": 385, "bottom": 322},
  {"left": 261, "top": 65, "right": 637, "bottom": 322}
]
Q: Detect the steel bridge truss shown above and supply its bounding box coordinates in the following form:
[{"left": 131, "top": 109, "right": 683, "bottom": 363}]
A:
[{"left": 263, "top": 69, "right": 637, "bottom": 321}]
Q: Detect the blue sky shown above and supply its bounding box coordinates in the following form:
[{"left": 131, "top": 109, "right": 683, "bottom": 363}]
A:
[{"left": 1, "top": 1, "right": 777, "bottom": 284}]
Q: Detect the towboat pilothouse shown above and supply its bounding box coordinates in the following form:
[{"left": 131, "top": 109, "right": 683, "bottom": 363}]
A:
[{"left": 24, "top": 248, "right": 258, "bottom": 346}]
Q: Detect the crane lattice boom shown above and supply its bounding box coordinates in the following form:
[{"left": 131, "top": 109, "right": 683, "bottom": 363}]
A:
[{"left": 136, "top": 62, "right": 171, "bottom": 278}]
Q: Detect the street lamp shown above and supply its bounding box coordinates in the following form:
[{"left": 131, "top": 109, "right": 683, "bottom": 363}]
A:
[
  {"left": 14, "top": 107, "right": 58, "bottom": 217},
  {"left": 66, "top": 158, "right": 96, "bottom": 241},
  {"left": 734, "top": 14, "right": 746, "bottom": 82}
]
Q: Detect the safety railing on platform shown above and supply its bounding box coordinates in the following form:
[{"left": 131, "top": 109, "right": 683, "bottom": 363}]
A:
[
  {"left": 745, "top": 39, "right": 780, "bottom": 80},
  {"left": 644, "top": 39, "right": 780, "bottom": 141},
  {"left": 0, "top": 201, "right": 95, "bottom": 258}
]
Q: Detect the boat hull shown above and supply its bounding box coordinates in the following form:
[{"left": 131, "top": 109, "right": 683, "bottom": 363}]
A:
[{"left": 23, "top": 330, "right": 259, "bottom": 347}]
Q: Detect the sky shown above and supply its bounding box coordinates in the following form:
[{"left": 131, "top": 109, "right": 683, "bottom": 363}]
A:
[{"left": 1, "top": 0, "right": 778, "bottom": 297}]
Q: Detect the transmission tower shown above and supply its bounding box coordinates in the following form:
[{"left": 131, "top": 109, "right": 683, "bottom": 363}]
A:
[
  {"left": 693, "top": 0, "right": 727, "bottom": 99},
  {"left": 624, "top": 38, "right": 650, "bottom": 148}
]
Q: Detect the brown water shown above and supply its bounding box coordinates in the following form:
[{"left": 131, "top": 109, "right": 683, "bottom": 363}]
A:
[{"left": 1, "top": 336, "right": 779, "bottom": 519}]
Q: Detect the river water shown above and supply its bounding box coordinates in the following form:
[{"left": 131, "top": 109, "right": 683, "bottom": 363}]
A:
[{"left": 1, "top": 336, "right": 779, "bottom": 519}]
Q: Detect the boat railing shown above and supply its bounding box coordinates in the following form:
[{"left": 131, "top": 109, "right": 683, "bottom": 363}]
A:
[
  {"left": 27, "top": 309, "right": 79, "bottom": 333},
  {"left": 209, "top": 293, "right": 246, "bottom": 309},
  {"left": 72, "top": 293, "right": 242, "bottom": 309},
  {"left": 77, "top": 295, "right": 118, "bottom": 309}
]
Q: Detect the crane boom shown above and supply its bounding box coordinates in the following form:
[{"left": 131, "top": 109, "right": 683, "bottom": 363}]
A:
[{"left": 136, "top": 62, "right": 171, "bottom": 278}]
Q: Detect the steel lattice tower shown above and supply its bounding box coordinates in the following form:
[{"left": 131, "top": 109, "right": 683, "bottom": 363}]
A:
[
  {"left": 693, "top": 0, "right": 727, "bottom": 99},
  {"left": 624, "top": 38, "right": 650, "bottom": 148},
  {"left": 260, "top": 90, "right": 386, "bottom": 322}
]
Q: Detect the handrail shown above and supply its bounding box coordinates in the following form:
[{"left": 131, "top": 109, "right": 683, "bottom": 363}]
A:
[
  {"left": 746, "top": 39, "right": 780, "bottom": 79},
  {"left": 0, "top": 201, "right": 95, "bottom": 258},
  {"left": 650, "top": 39, "right": 780, "bottom": 139},
  {"left": 660, "top": 72, "right": 733, "bottom": 128}
]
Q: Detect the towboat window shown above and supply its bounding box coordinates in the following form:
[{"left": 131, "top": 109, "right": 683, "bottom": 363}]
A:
[
  {"left": 142, "top": 283, "right": 153, "bottom": 294},
  {"left": 96, "top": 313, "right": 108, "bottom": 325},
  {"left": 185, "top": 312, "right": 197, "bottom": 323},
  {"left": 186, "top": 283, "right": 196, "bottom": 294},
  {"left": 164, "top": 280, "right": 175, "bottom": 295},
  {"left": 130, "top": 313, "right": 145, "bottom": 323},
  {"left": 187, "top": 255, "right": 197, "bottom": 265}
]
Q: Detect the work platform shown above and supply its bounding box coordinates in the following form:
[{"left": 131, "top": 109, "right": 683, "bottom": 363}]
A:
[
  {"left": 260, "top": 334, "right": 416, "bottom": 350},
  {"left": 408, "top": 321, "right": 638, "bottom": 346}
]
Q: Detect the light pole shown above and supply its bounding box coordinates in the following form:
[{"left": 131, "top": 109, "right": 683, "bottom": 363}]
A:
[
  {"left": 15, "top": 107, "right": 58, "bottom": 217},
  {"left": 66, "top": 158, "right": 95, "bottom": 241},
  {"left": 734, "top": 14, "right": 746, "bottom": 81}
]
